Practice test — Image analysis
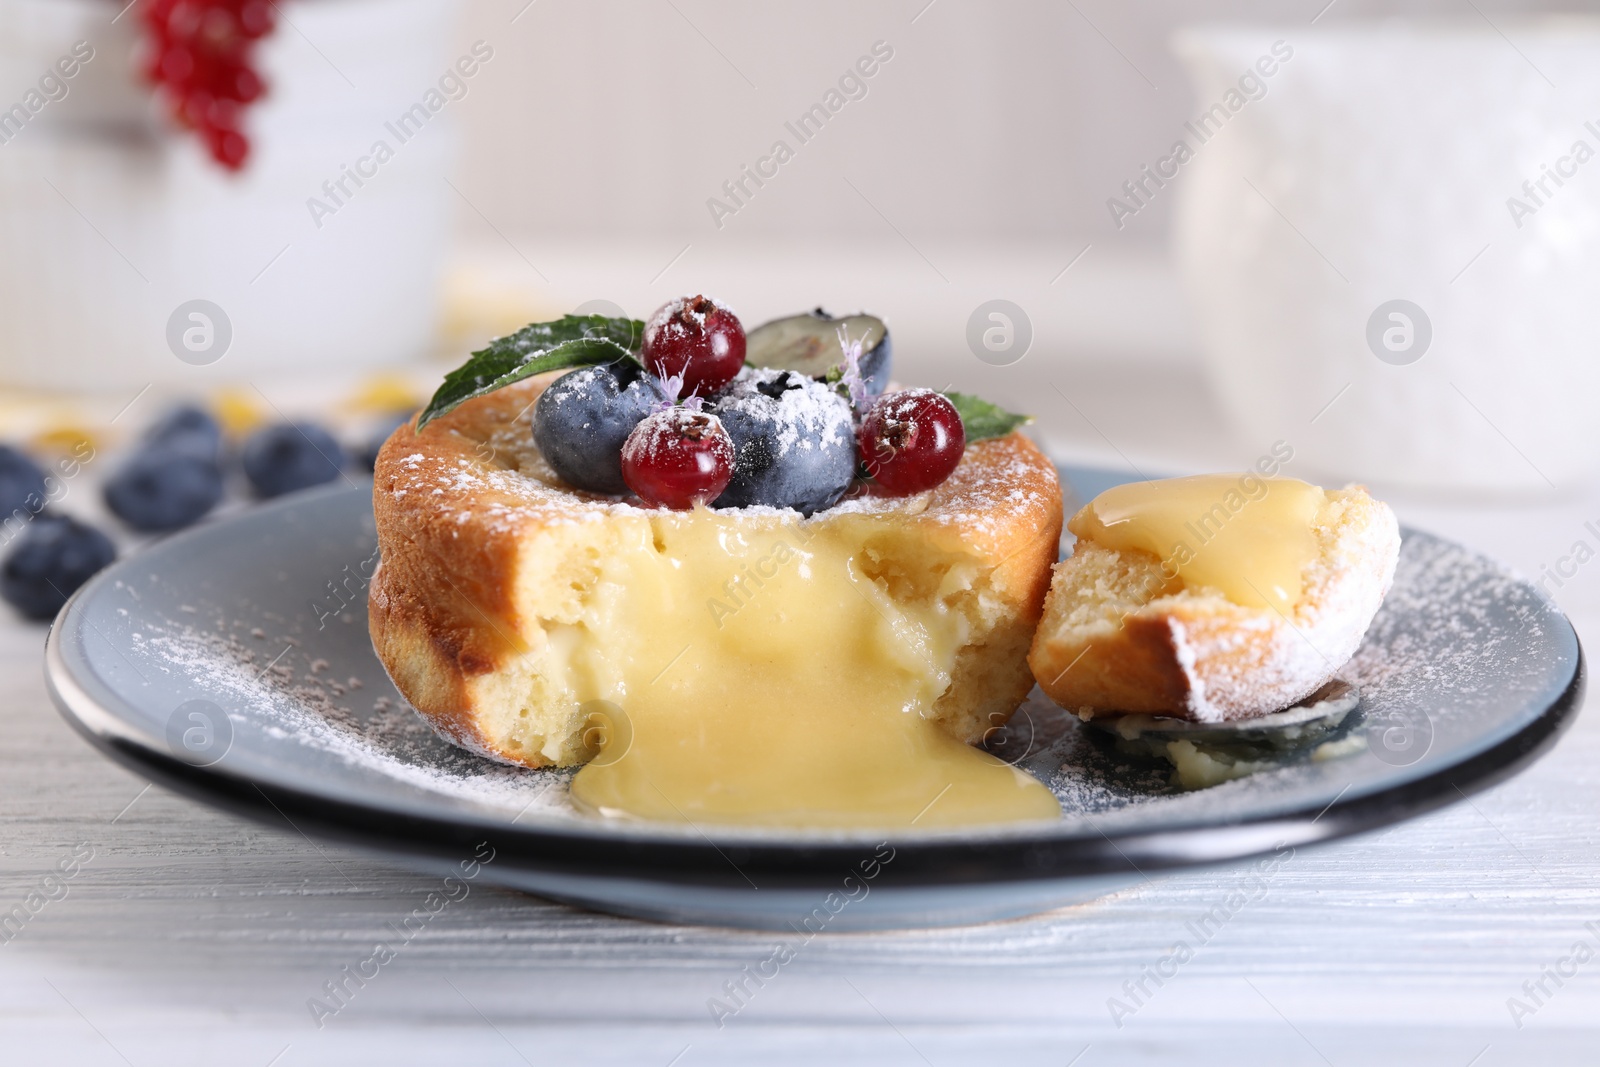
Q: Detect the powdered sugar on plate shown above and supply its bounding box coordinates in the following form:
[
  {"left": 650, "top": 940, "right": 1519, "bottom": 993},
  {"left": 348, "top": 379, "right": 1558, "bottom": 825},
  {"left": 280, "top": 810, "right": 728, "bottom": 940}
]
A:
[
  {"left": 1026, "top": 530, "right": 1573, "bottom": 832},
  {"left": 135, "top": 618, "right": 580, "bottom": 820}
]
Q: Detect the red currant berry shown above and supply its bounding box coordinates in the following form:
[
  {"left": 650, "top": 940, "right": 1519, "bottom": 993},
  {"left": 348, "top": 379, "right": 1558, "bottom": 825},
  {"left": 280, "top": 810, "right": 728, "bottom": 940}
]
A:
[
  {"left": 177, "top": 88, "right": 214, "bottom": 126},
  {"left": 640, "top": 295, "right": 745, "bottom": 398},
  {"left": 227, "top": 66, "right": 263, "bottom": 102},
  {"left": 206, "top": 96, "right": 241, "bottom": 129},
  {"left": 856, "top": 389, "right": 966, "bottom": 495},
  {"left": 168, "top": 1, "right": 203, "bottom": 40},
  {"left": 239, "top": 0, "right": 274, "bottom": 37},
  {"left": 621, "top": 407, "right": 735, "bottom": 509},
  {"left": 200, "top": 6, "right": 237, "bottom": 46},
  {"left": 160, "top": 45, "right": 197, "bottom": 84},
  {"left": 207, "top": 126, "right": 250, "bottom": 169}
]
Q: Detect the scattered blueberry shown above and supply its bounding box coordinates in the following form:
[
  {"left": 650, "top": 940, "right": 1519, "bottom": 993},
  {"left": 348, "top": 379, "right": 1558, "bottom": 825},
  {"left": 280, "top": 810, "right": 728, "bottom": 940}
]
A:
[
  {"left": 104, "top": 449, "right": 225, "bottom": 532},
  {"left": 710, "top": 367, "right": 856, "bottom": 515},
  {"left": 144, "top": 404, "right": 223, "bottom": 460},
  {"left": 356, "top": 410, "right": 414, "bottom": 473},
  {"left": 103, "top": 405, "right": 227, "bottom": 532},
  {"left": 533, "top": 362, "right": 667, "bottom": 494},
  {"left": 0, "top": 444, "right": 48, "bottom": 524},
  {"left": 1, "top": 514, "right": 116, "bottom": 621},
  {"left": 241, "top": 422, "right": 346, "bottom": 498}
]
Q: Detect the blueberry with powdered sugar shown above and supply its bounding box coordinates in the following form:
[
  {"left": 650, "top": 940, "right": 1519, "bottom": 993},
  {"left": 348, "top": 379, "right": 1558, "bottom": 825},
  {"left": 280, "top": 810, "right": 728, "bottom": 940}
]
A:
[
  {"left": 533, "top": 361, "right": 668, "bottom": 495},
  {"left": 709, "top": 367, "right": 856, "bottom": 515}
]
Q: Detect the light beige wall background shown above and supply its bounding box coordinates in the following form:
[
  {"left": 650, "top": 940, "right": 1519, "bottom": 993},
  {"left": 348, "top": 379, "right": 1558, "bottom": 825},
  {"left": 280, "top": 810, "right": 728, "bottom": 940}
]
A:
[{"left": 448, "top": 0, "right": 1564, "bottom": 250}]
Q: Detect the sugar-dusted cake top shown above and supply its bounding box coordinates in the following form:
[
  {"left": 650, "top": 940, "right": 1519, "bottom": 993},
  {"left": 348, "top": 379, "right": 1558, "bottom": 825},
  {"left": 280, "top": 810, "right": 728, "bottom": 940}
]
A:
[
  {"left": 409, "top": 297, "right": 1033, "bottom": 520},
  {"left": 381, "top": 372, "right": 1056, "bottom": 550}
]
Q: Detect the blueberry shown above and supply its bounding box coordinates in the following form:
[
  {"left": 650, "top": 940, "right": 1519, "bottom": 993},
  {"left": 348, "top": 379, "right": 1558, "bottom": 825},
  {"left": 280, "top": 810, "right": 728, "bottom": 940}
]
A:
[
  {"left": 104, "top": 405, "right": 228, "bottom": 531},
  {"left": 0, "top": 444, "right": 48, "bottom": 524},
  {"left": 104, "top": 448, "right": 225, "bottom": 531},
  {"left": 533, "top": 362, "right": 667, "bottom": 494},
  {"left": 710, "top": 368, "right": 856, "bottom": 515},
  {"left": 1, "top": 514, "right": 116, "bottom": 621},
  {"left": 355, "top": 410, "right": 414, "bottom": 473},
  {"left": 144, "top": 405, "right": 223, "bottom": 461},
  {"left": 241, "top": 422, "right": 346, "bottom": 498}
]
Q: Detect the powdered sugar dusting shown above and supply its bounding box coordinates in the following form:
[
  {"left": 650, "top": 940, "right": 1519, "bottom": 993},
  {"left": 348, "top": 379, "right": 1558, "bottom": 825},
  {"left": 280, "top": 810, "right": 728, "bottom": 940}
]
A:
[
  {"left": 380, "top": 376, "right": 1055, "bottom": 539},
  {"left": 710, "top": 367, "right": 854, "bottom": 460},
  {"left": 1032, "top": 530, "right": 1574, "bottom": 831},
  {"left": 1347, "top": 532, "right": 1554, "bottom": 707},
  {"left": 137, "top": 620, "right": 577, "bottom": 817}
]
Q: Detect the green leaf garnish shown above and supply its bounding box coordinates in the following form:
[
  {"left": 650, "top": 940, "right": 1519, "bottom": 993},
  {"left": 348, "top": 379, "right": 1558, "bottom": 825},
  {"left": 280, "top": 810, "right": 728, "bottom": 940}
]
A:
[
  {"left": 945, "top": 391, "right": 1032, "bottom": 442},
  {"left": 416, "top": 314, "right": 646, "bottom": 429}
]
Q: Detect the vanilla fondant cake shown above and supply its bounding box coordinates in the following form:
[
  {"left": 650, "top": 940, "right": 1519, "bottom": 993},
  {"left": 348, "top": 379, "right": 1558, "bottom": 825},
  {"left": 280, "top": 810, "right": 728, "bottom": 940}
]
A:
[{"left": 369, "top": 298, "right": 1064, "bottom": 828}]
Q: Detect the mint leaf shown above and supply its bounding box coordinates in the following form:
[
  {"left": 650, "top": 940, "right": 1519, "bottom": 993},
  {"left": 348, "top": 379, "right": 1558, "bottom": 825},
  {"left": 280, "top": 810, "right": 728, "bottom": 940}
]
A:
[
  {"left": 417, "top": 315, "right": 645, "bottom": 429},
  {"left": 945, "top": 391, "right": 1032, "bottom": 442}
]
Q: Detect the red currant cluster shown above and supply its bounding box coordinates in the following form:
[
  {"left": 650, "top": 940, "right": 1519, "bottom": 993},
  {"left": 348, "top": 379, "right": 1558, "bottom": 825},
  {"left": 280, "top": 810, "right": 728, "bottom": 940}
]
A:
[{"left": 141, "top": 0, "right": 275, "bottom": 171}]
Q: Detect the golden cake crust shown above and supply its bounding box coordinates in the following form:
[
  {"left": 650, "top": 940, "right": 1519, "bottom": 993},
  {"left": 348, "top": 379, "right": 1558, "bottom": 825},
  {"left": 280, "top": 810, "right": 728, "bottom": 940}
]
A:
[{"left": 370, "top": 374, "right": 1063, "bottom": 766}]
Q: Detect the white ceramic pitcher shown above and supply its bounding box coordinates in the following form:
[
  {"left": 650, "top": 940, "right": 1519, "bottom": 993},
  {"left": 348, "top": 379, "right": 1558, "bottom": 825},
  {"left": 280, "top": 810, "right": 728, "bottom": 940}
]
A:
[{"left": 1173, "top": 21, "right": 1600, "bottom": 494}]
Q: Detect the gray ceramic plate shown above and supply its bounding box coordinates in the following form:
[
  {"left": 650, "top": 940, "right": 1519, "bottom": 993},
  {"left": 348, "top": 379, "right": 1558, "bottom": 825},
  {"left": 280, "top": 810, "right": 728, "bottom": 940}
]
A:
[{"left": 45, "top": 469, "right": 1584, "bottom": 930}]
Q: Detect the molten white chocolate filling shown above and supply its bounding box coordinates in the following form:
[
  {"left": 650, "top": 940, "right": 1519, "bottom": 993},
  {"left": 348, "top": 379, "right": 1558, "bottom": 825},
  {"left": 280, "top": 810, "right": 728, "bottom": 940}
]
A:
[
  {"left": 512, "top": 510, "right": 1059, "bottom": 828},
  {"left": 1069, "top": 474, "right": 1326, "bottom": 612}
]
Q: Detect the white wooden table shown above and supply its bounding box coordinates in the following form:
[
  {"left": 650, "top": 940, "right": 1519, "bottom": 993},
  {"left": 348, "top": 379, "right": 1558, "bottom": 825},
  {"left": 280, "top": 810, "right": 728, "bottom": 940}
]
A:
[{"left": 2, "top": 367, "right": 1596, "bottom": 1066}]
